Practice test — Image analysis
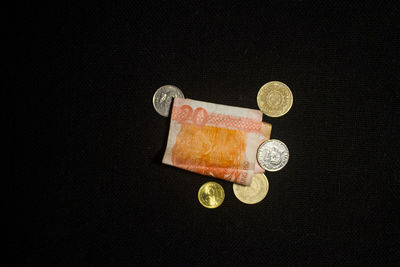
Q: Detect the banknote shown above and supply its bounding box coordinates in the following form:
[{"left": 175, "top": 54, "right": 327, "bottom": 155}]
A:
[{"left": 162, "top": 98, "right": 271, "bottom": 185}]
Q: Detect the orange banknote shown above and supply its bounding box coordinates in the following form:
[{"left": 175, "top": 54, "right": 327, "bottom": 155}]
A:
[{"left": 162, "top": 98, "right": 271, "bottom": 185}]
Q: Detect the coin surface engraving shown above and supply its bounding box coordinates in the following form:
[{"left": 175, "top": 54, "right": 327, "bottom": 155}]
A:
[
  {"left": 153, "top": 85, "right": 184, "bottom": 117},
  {"left": 257, "top": 139, "right": 289, "bottom": 171},
  {"left": 257, "top": 81, "right": 293, "bottom": 117},
  {"left": 233, "top": 174, "right": 269, "bottom": 204},
  {"left": 198, "top": 182, "right": 225, "bottom": 209}
]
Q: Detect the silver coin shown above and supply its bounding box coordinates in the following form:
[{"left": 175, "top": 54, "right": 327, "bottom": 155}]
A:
[
  {"left": 257, "top": 139, "right": 289, "bottom": 172},
  {"left": 152, "top": 85, "right": 184, "bottom": 117}
]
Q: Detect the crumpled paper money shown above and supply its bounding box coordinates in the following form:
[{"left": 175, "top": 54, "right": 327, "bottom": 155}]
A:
[{"left": 162, "top": 98, "right": 271, "bottom": 185}]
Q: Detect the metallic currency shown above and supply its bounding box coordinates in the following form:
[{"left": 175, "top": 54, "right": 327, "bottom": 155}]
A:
[
  {"left": 257, "top": 81, "right": 293, "bottom": 117},
  {"left": 153, "top": 85, "right": 184, "bottom": 117},
  {"left": 257, "top": 139, "right": 289, "bottom": 172},
  {"left": 233, "top": 173, "right": 269, "bottom": 204},
  {"left": 162, "top": 97, "right": 272, "bottom": 185},
  {"left": 198, "top": 182, "right": 225, "bottom": 209}
]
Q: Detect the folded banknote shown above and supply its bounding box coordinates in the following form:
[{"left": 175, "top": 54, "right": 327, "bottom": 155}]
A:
[{"left": 162, "top": 98, "right": 271, "bottom": 185}]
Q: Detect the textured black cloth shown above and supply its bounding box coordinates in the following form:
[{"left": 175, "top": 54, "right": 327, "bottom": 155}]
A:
[{"left": 14, "top": 2, "right": 399, "bottom": 265}]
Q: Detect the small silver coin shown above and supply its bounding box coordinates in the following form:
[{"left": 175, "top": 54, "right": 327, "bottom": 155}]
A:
[
  {"left": 257, "top": 139, "right": 289, "bottom": 172},
  {"left": 152, "top": 85, "right": 184, "bottom": 117}
]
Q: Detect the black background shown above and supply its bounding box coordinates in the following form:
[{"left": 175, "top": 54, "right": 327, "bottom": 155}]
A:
[{"left": 15, "top": 1, "right": 400, "bottom": 266}]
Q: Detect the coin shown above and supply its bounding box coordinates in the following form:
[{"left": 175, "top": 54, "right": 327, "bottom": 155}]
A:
[
  {"left": 198, "top": 182, "right": 225, "bottom": 209},
  {"left": 257, "top": 81, "right": 293, "bottom": 117},
  {"left": 153, "top": 85, "right": 184, "bottom": 117},
  {"left": 233, "top": 174, "right": 269, "bottom": 204},
  {"left": 257, "top": 139, "right": 289, "bottom": 171}
]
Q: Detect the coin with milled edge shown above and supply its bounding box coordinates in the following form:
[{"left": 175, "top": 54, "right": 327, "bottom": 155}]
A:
[
  {"left": 257, "top": 139, "right": 289, "bottom": 172},
  {"left": 153, "top": 85, "right": 184, "bottom": 117},
  {"left": 233, "top": 174, "right": 269, "bottom": 204},
  {"left": 198, "top": 182, "right": 225, "bottom": 209},
  {"left": 257, "top": 81, "right": 293, "bottom": 117}
]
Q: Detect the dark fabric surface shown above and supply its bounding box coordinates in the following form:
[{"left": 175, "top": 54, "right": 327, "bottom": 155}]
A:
[{"left": 14, "top": 2, "right": 400, "bottom": 265}]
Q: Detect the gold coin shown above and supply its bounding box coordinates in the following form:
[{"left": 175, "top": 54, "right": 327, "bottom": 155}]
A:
[
  {"left": 233, "top": 174, "right": 269, "bottom": 204},
  {"left": 257, "top": 81, "right": 293, "bottom": 117},
  {"left": 198, "top": 182, "right": 225, "bottom": 209}
]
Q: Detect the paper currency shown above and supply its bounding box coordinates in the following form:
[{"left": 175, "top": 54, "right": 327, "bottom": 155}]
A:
[{"left": 162, "top": 98, "right": 271, "bottom": 185}]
